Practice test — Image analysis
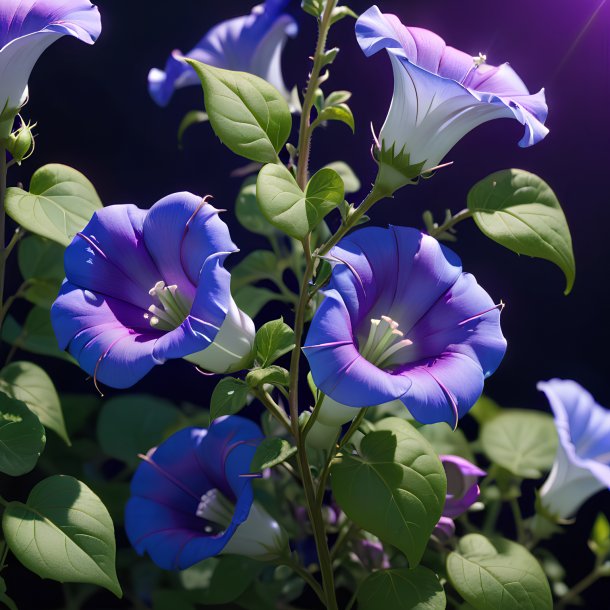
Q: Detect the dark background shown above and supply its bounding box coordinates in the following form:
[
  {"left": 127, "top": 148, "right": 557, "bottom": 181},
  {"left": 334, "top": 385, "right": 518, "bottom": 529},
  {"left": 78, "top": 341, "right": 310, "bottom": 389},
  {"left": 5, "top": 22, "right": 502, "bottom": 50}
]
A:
[{"left": 7, "top": 0, "right": 610, "bottom": 607}]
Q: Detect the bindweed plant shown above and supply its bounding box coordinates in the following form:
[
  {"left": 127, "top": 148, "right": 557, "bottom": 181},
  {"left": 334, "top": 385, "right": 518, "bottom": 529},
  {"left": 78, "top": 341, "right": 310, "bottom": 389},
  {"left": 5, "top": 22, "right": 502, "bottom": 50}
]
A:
[{"left": 0, "top": 1, "right": 607, "bottom": 609}]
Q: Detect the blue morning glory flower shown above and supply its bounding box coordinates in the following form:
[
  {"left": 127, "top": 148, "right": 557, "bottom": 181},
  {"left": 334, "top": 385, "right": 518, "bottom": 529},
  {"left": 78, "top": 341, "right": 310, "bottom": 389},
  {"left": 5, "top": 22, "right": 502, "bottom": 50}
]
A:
[
  {"left": 148, "top": 1, "right": 297, "bottom": 107},
  {"left": 125, "top": 416, "right": 287, "bottom": 570},
  {"left": 356, "top": 5, "right": 549, "bottom": 172},
  {"left": 303, "top": 226, "right": 506, "bottom": 428},
  {"left": 538, "top": 379, "right": 610, "bottom": 519},
  {"left": 51, "top": 193, "right": 255, "bottom": 389},
  {"left": 0, "top": 0, "right": 101, "bottom": 136}
]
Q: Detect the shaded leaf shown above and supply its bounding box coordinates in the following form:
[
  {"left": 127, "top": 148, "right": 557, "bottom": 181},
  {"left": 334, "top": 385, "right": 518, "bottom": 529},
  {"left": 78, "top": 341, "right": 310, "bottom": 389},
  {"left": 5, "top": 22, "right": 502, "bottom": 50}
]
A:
[
  {"left": 250, "top": 438, "right": 296, "bottom": 472},
  {"left": 210, "top": 378, "right": 250, "bottom": 420}
]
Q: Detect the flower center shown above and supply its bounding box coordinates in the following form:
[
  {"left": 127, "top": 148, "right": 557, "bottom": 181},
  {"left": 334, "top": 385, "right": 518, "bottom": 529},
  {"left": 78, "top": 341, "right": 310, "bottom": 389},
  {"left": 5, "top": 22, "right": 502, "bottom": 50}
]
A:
[
  {"left": 196, "top": 488, "right": 234, "bottom": 535},
  {"left": 359, "top": 316, "right": 413, "bottom": 370},
  {"left": 144, "top": 280, "right": 191, "bottom": 331}
]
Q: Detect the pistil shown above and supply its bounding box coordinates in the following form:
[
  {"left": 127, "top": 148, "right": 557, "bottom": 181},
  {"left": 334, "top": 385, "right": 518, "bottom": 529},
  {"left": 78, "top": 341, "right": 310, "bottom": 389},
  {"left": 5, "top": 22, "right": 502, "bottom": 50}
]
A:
[{"left": 196, "top": 488, "right": 234, "bottom": 535}]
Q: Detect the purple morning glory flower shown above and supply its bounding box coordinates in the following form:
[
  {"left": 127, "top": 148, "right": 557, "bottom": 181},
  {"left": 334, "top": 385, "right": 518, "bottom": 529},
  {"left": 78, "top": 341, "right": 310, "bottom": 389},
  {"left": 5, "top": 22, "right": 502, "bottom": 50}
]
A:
[
  {"left": 51, "top": 193, "right": 255, "bottom": 389},
  {"left": 537, "top": 379, "right": 610, "bottom": 519},
  {"left": 0, "top": 0, "right": 101, "bottom": 136},
  {"left": 441, "top": 455, "right": 486, "bottom": 518},
  {"left": 148, "top": 1, "right": 297, "bottom": 107},
  {"left": 125, "top": 416, "right": 287, "bottom": 570},
  {"left": 303, "top": 226, "right": 506, "bottom": 427},
  {"left": 356, "top": 5, "right": 548, "bottom": 172}
]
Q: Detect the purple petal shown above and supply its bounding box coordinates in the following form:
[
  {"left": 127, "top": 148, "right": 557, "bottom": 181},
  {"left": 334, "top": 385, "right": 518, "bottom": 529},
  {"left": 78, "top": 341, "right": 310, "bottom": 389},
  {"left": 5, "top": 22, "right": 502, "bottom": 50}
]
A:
[{"left": 51, "top": 282, "right": 162, "bottom": 389}]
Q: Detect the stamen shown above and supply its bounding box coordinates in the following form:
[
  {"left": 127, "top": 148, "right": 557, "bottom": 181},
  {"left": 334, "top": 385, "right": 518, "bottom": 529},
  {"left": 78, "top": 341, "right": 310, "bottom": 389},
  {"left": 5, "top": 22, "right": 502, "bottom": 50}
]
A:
[
  {"left": 472, "top": 52, "right": 487, "bottom": 68},
  {"left": 196, "top": 488, "right": 234, "bottom": 531},
  {"left": 359, "top": 316, "right": 414, "bottom": 369},
  {"left": 146, "top": 280, "right": 191, "bottom": 331}
]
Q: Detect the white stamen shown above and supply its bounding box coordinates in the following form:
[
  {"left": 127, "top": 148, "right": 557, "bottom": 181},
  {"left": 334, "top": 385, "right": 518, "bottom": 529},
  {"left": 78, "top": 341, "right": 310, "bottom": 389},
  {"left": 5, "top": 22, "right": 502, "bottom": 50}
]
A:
[{"left": 359, "top": 316, "right": 414, "bottom": 369}]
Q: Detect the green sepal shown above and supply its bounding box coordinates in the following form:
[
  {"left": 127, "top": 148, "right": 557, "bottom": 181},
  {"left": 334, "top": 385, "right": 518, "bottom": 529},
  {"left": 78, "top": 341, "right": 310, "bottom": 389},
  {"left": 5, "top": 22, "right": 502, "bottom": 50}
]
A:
[{"left": 374, "top": 143, "right": 426, "bottom": 195}]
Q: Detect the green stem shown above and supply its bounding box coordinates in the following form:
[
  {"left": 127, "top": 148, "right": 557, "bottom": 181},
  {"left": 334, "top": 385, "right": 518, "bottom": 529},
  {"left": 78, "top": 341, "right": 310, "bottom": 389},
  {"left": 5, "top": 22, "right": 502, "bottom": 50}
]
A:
[
  {"left": 295, "top": 1, "right": 338, "bottom": 190},
  {"left": 302, "top": 389, "right": 326, "bottom": 440},
  {"left": 318, "top": 185, "right": 387, "bottom": 257},
  {"left": 337, "top": 408, "right": 368, "bottom": 451},
  {"left": 0, "top": 147, "right": 7, "bottom": 329},
  {"left": 483, "top": 498, "right": 502, "bottom": 535},
  {"left": 330, "top": 521, "right": 358, "bottom": 562},
  {"left": 509, "top": 497, "right": 526, "bottom": 545},
  {"left": 428, "top": 208, "right": 473, "bottom": 238},
  {"left": 556, "top": 568, "right": 604, "bottom": 609},
  {"left": 315, "top": 440, "right": 339, "bottom": 509},
  {"left": 253, "top": 388, "right": 292, "bottom": 435},
  {"left": 277, "top": 556, "right": 326, "bottom": 605}
]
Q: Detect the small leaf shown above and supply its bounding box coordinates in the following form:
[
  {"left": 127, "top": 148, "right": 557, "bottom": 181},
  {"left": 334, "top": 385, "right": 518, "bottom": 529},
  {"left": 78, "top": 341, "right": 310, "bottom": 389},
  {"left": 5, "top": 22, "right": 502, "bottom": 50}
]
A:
[
  {"left": 468, "top": 169, "right": 575, "bottom": 294},
  {"left": 5, "top": 164, "right": 102, "bottom": 246},
  {"left": 590, "top": 513, "right": 610, "bottom": 558},
  {"left": 97, "top": 395, "right": 181, "bottom": 466},
  {"left": 447, "top": 534, "right": 552, "bottom": 610},
  {"left": 257, "top": 164, "right": 344, "bottom": 240},
  {"left": 246, "top": 365, "right": 290, "bottom": 388},
  {"left": 235, "top": 177, "right": 277, "bottom": 237},
  {"left": 357, "top": 567, "right": 446, "bottom": 610},
  {"left": 0, "top": 392, "right": 45, "bottom": 475},
  {"left": 177, "top": 110, "right": 208, "bottom": 147},
  {"left": 185, "top": 60, "right": 292, "bottom": 163},
  {"left": 210, "top": 377, "right": 250, "bottom": 420},
  {"left": 320, "top": 47, "right": 339, "bottom": 67},
  {"left": 480, "top": 410, "right": 558, "bottom": 479},
  {"left": 231, "top": 250, "right": 280, "bottom": 291},
  {"left": 324, "top": 161, "right": 360, "bottom": 194},
  {"left": 0, "top": 361, "right": 69, "bottom": 445},
  {"left": 331, "top": 417, "right": 446, "bottom": 567},
  {"left": 315, "top": 104, "right": 355, "bottom": 132},
  {"left": 255, "top": 319, "right": 295, "bottom": 367},
  {"left": 419, "top": 423, "right": 475, "bottom": 462},
  {"left": 301, "top": 0, "right": 324, "bottom": 18},
  {"left": 2, "top": 307, "right": 76, "bottom": 363},
  {"left": 250, "top": 438, "right": 297, "bottom": 472},
  {"left": 325, "top": 91, "right": 352, "bottom": 106},
  {"left": 2, "top": 475, "right": 122, "bottom": 597},
  {"left": 18, "top": 234, "right": 65, "bottom": 282},
  {"left": 233, "top": 286, "right": 283, "bottom": 319},
  {"left": 331, "top": 5, "right": 359, "bottom": 24}
]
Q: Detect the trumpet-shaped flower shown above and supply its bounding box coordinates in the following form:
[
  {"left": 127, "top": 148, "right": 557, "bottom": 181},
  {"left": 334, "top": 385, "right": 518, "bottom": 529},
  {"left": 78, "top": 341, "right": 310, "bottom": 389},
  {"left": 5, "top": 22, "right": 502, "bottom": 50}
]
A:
[
  {"left": 0, "top": 0, "right": 101, "bottom": 136},
  {"left": 303, "top": 226, "right": 506, "bottom": 427},
  {"left": 51, "top": 192, "right": 255, "bottom": 389},
  {"left": 148, "top": 1, "right": 297, "bottom": 107},
  {"left": 125, "top": 416, "right": 287, "bottom": 570},
  {"left": 537, "top": 379, "right": 610, "bottom": 519},
  {"left": 356, "top": 5, "right": 548, "bottom": 176}
]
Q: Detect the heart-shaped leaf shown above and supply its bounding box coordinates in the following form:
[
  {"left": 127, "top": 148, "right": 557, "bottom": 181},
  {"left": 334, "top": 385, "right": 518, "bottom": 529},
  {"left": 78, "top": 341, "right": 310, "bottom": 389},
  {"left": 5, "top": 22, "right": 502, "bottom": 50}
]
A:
[
  {"left": 0, "top": 361, "right": 69, "bottom": 445},
  {"left": 5, "top": 164, "right": 102, "bottom": 246},
  {"left": 186, "top": 60, "right": 291, "bottom": 163},
  {"left": 480, "top": 410, "right": 558, "bottom": 479},
  {"left": 210, "top": 377, "right": 250, "bottom": 420},
  {"left": 257, "top": 164, "right": 344, "bottom": 240},
  {"left": 468, "top": 169, "right": 575, "bottom": 294},
  {"left": 357, "top": 567, "right": 446, "bottom": 610},
  {"left": 255, "top": 318, "right": 295, "bottom": 367},
  {"left": 447, "top": 534, "right": 552, "bottom": 610},
  {"left": 331, "top": 417, "right": 446, "bottom": 566},
  {"left": 2, "top": 475, "right": 122, "bottom": 597},
  {"left": 0, "top": 392, "right": 45, "bottom": 475}
]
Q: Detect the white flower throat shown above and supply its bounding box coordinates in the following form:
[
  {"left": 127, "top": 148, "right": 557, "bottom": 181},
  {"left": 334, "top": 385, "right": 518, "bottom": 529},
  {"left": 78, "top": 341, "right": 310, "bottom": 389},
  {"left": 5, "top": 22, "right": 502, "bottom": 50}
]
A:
[
  {"left": 359, "top": 316, "right": 413, "bottom": 369},
  {"left": 196, "top": 488, "right": 233, "bottom": 535}
]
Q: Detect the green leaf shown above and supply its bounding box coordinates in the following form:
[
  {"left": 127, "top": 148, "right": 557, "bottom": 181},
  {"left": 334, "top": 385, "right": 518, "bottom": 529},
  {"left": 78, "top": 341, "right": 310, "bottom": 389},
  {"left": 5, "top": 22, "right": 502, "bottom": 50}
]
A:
[
  {"left": 468, "top": 169, "right": 575, "bottom": 294},
  {"left": 301, "top": 0, "right": 324, "bottom": 18},
  {"left": 480, "top": 410, "right": 558, "bottom": 478},
  {"left": 330, "top": 5, "right": 359, "bottom": 24},
  {"left": 2, "top": 475, "right": 122, "bottom": 597},
  {"left": 185, "top": 60, "right": 291, "bottom": 163},
  {"left": 469, "top": 395, "right": 502, "bottom": 424},
  {"left": 0, "top": 392, "right": 45, "bottom": 475},
  {"left": 177, "top": 110, "right": 208, "bottom": 147},
  {"left": 419, "top": 423, "right": 475, "bottom": 462},
  {"left": 314, "top": 104, "right": 355, "bottom": 132},
  {"left": 180, "top": 555, "right": 263, "bottom": 605},
  {"left": 324, "top": 161, "right": 360, "bottom": 194},
  {"left": 235, "top": 177, "right": 277, "bottom": 237},
  {"left": 210, "top": 377, "right": 250, "bottom": 420},
  {"left": 331, "top": 417, "right": 446, "bottom": 566},
  {"left": 21, "top": 278, "right": 62, "bottom": 309},
  {"left": 233, "top": 285, "right": 283, "bottom": 319},
  {"left": 590, "top": 513, "right": 610, "bottom": 558},
  {"left": 447, "top": 534, "right": 552, "bottom": 610},
  {"left": 357, "top": 567, "right": 446, "bottom": 610},
  {"left": 0, "top": 361, "right": 69, "bottom": 445},
  {"left": 97, "top": 395, "right": 181, "bottom": 466},
  {"left": 255, "top": 318, "right": 295, "bottom": 367},
  {"left": 246, "top": 365, "right": 290, "bottom": 389},
  {"left": 257, "top": 164, "right": 344, "bottom": 240},
  {"left": 2, "top": 307, "right": 76, "bottom": 363},
  {"left": 18, "top": 234, "right": 65, "bottom": 282},
  {"left": 5, "top": 164, "right": 102, "bottom": 246},
  {"left": 250, "top": 438, "right": 296, "bottom": 472},
  {"left": 231, "top": 250, "right": 280, "bottom": 291}
]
